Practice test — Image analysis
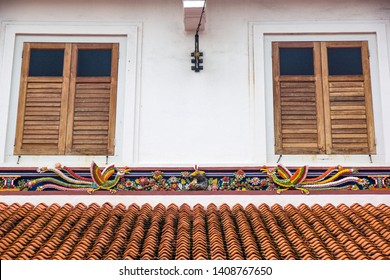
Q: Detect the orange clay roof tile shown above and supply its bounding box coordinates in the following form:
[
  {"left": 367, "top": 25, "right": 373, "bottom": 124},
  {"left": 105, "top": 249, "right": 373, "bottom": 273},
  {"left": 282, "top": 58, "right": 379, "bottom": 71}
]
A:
[{"left": 0, "top": 202, "right": 389, "bottom": 260}]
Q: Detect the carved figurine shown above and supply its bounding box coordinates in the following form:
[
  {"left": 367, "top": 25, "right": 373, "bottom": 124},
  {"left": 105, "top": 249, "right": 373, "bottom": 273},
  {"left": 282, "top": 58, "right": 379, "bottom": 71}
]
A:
[{"left": 188, "top": 166, "right": 208, "bottom": 190}]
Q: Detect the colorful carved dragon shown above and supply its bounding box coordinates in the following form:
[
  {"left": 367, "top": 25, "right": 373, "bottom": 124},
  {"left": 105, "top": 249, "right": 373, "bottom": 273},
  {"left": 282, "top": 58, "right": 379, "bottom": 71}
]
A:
[
  {"left": 261, "top": 164, "right": 367, "bottom": 194},
  {"left": 28, "top": 162, "right": 130, "bottom": 193}
]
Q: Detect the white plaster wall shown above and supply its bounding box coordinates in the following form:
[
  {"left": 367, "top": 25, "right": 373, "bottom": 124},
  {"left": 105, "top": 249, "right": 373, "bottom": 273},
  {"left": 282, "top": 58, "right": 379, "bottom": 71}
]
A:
[{"left": 0, "top": 0, "right": 389, "bottom": 167}]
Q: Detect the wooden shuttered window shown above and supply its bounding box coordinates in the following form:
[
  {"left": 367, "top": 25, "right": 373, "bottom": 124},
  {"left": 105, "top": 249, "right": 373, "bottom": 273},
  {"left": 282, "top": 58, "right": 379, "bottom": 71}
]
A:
[
  {"left": 272, "top": 41, "right": 375, "bottom": 155},
  {"left": 14, "top": 42, "right": 119, "bottom": 156}
]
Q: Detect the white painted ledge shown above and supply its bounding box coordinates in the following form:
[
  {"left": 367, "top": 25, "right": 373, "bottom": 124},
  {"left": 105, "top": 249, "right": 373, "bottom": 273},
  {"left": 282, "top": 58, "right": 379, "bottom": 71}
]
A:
[{"left": 1, "top": 193, "right": 389, "bottom": 207}]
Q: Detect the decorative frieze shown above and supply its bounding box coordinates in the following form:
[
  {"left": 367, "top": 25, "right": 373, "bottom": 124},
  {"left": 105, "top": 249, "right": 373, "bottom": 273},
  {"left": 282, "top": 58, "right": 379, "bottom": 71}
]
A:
[{"left": 1, "top": 162, "right": 389, "bottom": 194}]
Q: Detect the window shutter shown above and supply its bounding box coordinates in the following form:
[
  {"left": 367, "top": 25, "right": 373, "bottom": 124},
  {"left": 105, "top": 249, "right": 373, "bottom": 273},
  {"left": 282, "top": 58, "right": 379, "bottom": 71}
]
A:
[
  {"left": 272, "top": 42, "right": 325, "bottom": 154},
  {"left": 14, "top": 43, "right": 71, "bottom": 155},
  {"left": 321, "top": 41, "right": 376, "bottom": 154},
  {"left": 14, "top": 42, "right": 119, "bottom": 156},
  {"left": 65, "top": 43, "right": 119, "bottom": 155}
]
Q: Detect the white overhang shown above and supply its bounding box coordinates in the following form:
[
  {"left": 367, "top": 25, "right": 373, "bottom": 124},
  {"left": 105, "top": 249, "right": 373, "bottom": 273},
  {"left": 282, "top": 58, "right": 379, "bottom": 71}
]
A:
[{"left": 183, "top": 0, "right": 206, "bottom": 32}]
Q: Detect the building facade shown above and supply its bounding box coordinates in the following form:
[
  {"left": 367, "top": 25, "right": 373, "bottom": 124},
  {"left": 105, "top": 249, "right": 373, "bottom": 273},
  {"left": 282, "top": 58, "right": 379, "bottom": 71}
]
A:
[
  {"left": 0, "top": 0, "right": 389, "bottom": 168},
  {"left": 0, "top": 0, "right": 390, "bottom": 261}
]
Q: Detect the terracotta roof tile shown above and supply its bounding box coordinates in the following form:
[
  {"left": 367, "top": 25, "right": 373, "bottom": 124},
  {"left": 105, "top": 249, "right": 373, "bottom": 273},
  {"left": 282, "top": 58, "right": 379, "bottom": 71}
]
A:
[{"left": 0, "top": 202, "right": 389, "bottom": 260}]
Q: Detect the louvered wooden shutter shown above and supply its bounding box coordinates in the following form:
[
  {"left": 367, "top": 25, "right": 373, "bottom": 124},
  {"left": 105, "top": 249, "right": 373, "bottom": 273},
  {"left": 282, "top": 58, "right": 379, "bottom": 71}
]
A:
[
  {"left": 65, "top": 43, "right": 119, "bottom": 155},
  {"left": 272, "top": 41, "right": 376, "bottom": 155},
  {"left": 272, "top": 42, "right": 325, "bottom": 154},
  {"left": 14, "top": 42, "right": 119, "bottom": 156},
  {"left": 321, "top": 41, "right": 376, "bottom": 154},
  {"left": 14, "top": 43, "right": 71, "bottom": 155}
]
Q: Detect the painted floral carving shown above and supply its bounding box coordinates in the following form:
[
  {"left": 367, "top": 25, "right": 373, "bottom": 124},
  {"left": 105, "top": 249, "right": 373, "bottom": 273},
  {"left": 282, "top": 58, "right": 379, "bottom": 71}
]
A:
[{"left": 0, "top": 162, "right": 385, "bottom": 193}]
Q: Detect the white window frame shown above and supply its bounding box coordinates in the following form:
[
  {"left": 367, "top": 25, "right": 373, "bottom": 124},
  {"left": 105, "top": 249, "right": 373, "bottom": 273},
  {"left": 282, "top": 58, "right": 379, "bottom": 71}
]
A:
[
  {"left": 0, "top": 21, "right": 142, "bottom": 166},
  {"left": 250, "top": 20, "right": 390, "bottom": 166}
]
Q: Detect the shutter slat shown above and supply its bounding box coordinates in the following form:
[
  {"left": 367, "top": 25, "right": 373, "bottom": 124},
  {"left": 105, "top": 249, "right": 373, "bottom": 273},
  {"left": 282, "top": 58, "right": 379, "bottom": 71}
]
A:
[
  {"left": 22, "top": 139, "right": 59, "bottom": 144},
  {"left": 332, "top": 133, "right": 368, "bottom": 139},
  {"left": 73, "top": 125, "right": 110, "bottom": 130},
  {"left": 332, "top": 129, "right": 368, "bottom": 134},
  {"left": 24, "top": 129, "right": 59, "bottom": 135},
  {"left": 73, "top": 116, "right": 109, "bottom": 121},
  {"left": 332, "top": 144, "right": 369, "bottom": 148},
  {"left": 333, "top": 138, "right": 368, "bottom": 143},
  {"left": 73, "top": 135, "right": 109, "bottom": 140},
  {"left": 331, "top": 115, "right": 367, "bottom": 120},
  {"left": 282, "top": 143, "right": 319, "bottom": 148},
  {"left": 27, "top": 83, "right": 63, "bottom": 89},
  {"left": 332, "top": 124, "right": 367, "bottom": 129},
  {"left": 72, "top": 130, "right": 109, "bottom": 135},
  {"left": 283, "top": 124, "right": 317, "bottom": 129},
  {"left": 283, "top": 133, "right": 319, "bottom": 139},
  {"left": 329, "top": 87, "right": 364, "bottom": 92},
  {"left": 282, "top": 129, "right": 318, "bottom": 134},
  {"left": 282, "top": 119, "right": 317, "bottom": 125},
  {"left": 330, "top": 105, "right": 366, "bottom": 111},
  {"left": 283, "top": 138, "right": 319, "bottom": 143}
]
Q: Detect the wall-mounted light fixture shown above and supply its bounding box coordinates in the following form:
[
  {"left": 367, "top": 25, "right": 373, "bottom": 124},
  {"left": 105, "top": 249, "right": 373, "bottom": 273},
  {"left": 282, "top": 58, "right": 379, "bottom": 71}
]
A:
[
  {"left": 191, "top": 33, "right": 203, "bottom": 72},
  {"left": 184, "top": 0, "right": 206, "bottom": 72}
]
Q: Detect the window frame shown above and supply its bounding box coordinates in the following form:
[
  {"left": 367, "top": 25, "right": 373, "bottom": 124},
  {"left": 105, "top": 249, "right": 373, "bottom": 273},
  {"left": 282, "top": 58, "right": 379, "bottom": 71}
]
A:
[
  {"left": 0, "top": 22, "right": 141, "bottom": 166},
  {"left": 249, "top": 22, "right": 389, "bottom": 165}
]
